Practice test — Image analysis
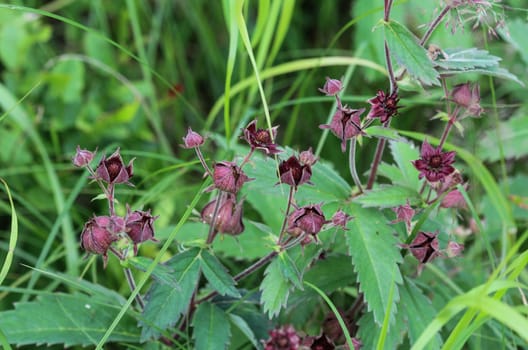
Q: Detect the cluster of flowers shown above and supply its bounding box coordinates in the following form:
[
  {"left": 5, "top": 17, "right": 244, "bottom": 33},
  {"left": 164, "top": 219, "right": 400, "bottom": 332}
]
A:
[{"left": 73, "top": 148, "right": 157, "bottom": 267}]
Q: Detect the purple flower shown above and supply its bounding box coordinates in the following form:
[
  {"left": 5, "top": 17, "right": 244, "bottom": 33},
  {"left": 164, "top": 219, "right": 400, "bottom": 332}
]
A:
[
  {"left": 181, "top": 127, "right": 205, "bottom": 148},
  {"left": 241, "top": 120, "right": 281, "bottom": 155},
  {"left": 287, "top": 204, "right": 327, "bottom": 236},
  {"left": 320, "top": 107, "right": 365, "bottom": 152},
  {"left": 212, "top": 161, "right": 252, "bottom": 193},
  {"left": 125, "top": 206, "right": 159, "bottom": 254},
  {"left": 412, "top": 140, "right": 456, "bottom": 182},
  {"left": 278, "top": 155, "right": 312, "bottom": 189},
  {"left": 331, "top": 210, "right": 353, "bottom": 230},
  {"left": 95, "top": 148, "right": 134, "bottom": 185},
  {"left": 80, "top": 215, "right": 124, "bottom": 267},
  {"left": 391, "top": 200, "right": 415, "bottom": 232},
  {"left": 201, "top": 194, "right": 244, "bottom": 235},
  {"left": 72, "top": 146, "right": 95, "bottom": 168},
  {"left": 367, "top": 90, "right": 400, "bottom": 124},
  {"left": 451, "top": 82, "right": 483, "bottom": 117},
  {"left": 263, "top": 325, "right": 300, "bottom": 350},
  {"left": 401, "top": 231, "right": 441, "bottom": 264},
  {"left": 319, "top": 77, "right": 343, "bottom": 96}
]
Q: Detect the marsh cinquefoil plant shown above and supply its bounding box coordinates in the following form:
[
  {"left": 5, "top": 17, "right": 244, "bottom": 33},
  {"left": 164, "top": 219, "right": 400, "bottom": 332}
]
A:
[{"left": 0, "top": 1, "right": 527, "bottom": 349}]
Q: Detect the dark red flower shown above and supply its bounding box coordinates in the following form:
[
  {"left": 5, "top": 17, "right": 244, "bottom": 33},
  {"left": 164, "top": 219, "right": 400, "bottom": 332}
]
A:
[
  {"left": 242, "top": 120, "right": 281, "bottom": 155},
  {"left": 263, "top": 325, "right": 300, "bottom": 350},
  {"left": 451, "top": 82, "right": 483, "bottom": 117},
  {"left": 401, "top": 231, "right": 441, "bottom": 264},
  {"left": 391, "top": 200, "right": 415, "bottom": 232},
  {"left": 412, "top": 140, "right": 456, "bottom": 182},
  {"left": 80, "top": 215, "right": 124, "bottom": 267},
  {"left": 181, "top": 127, "right": 204, "bottom": 148},
  {"left": 211, "top": 161, "right": 252, "bottom": 193},
  {"left": 288, "top": 204, "right": 327, "bottom": 236},
  {"left": 319, "top": 77, "right": 343, "bottom": 96},
  {"left": 367, "top": 90, "right": 400, "bottom": 124},
  {"left": 95, "top": 148, "right": 134, "bottom": 185},
  {"left": 72, "top": 146, "right": 95, "bottom": 168},
  {"left": 320, "top": 107, "right": 365, "bottom": 152},
  {"left": 278, "top": 155, "right": 312, "bottom": 189},
  {"left": 125, "top": 206, "right": 158, "bottom": 254},
  {"left": 201, "top": 193, "right": 244, "bottom": 235}
]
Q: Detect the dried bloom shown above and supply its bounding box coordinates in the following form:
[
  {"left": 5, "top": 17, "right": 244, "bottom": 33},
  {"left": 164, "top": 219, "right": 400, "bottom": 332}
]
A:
[
  {"left": 367, "top": 90, "right": 400, "bottom": 124},
  {"left": 73, "top": 146, "right": 95, "bottom": 167},
  {"left": 201, "top": 194, "right": 244, "bottom": 235},
  {"left": 263, "top": 325, "right": 300, "bottom": 350},
  {"left": 181, "top": 127, "right": 204, "bottom": 148},
  {"left": 412, "top": 140, "right": 456, "bottom": 183},
  {"left": 242, "top": 120, "right": 281, "bottom": 155},
  {"left": 451, "top": 82, "right": 483, "bottom": 117},
  {"left": 299, "top": 147, "right": 318, "bottom": 166},
  {"left": 95, "top": 148, "right": 134, "bottom": 185},
  {"left": 304, "top": 334, "right": 335, "bottom": 350},
  {"left": 288, "top": 204, "right": 327, "bottom": 236},
  {"left": 401, "top": 231, "right": 441, "bottom": 264},
  {"left": 391, "top": 200, "right": 415, "bottom": 232},
  {"left": 125, "top": 206, "right": 159, "bottom": 254},
  {"left": 80, "top": 215, "right": 124, "bottom": 267},
  {"left": 211, "top": 161, "right": 252, "bottom": 194},
  {"left": 446, "top": 241, "right": 465, "bottom": 258},
  {"left": 331, "top": 210, "right": 353, "bottom": 230},
  {"left": 319, "top": 77, "right": 343, "bottom": 96},
  {"left": 320, "top": 107, "right": 365, "bottom": 152},
  {"left": 278, "top": 155, "right": 312, "bottom": 189}
]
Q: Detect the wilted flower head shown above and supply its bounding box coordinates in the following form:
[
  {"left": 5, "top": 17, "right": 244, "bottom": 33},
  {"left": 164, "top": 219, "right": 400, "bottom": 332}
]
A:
[
  {"left": 80, "top": 215, "right": 124, "bottom": 267},
  {"left": 73, "top": 146, "right": 95, "bottom": 168},
  {"left": 401, "top": 231, "right": 441, "bottom": 264},
  {"left": 211, "top": 161, "right": 252, "bottom": 193},
  {"left": 331, "top": 210, "right": 353, "bottom": 230},
  {"left": 201, "top": 193, "right": 244, "bottom": 235},
  {"left": 242, "top": 120, "right": 281, "bottom": 155},
  {"left": 181, "top": 127, "right": 204, "bottom": 148},
  {"left": 412, "top": 140, "right": 456, "bottom": 183},
  {"left": 367, "top": 90, "right": 400, "bottom": 124},
  {"left": 288, "top": 204, "right": 327, "bottom": 236},
  {"left": 391, "top": 200, "right": 415, "bottom": 232},
  {"left": 95, "top": 148, "right": 134, "bottom": 185},
  {"left": 451, "top": 82, "right": 483, "bottom": 117},
  {"left": 320, "top": 107, "right": 365, "bottom": 152},
  {"left": 125, "top": 206, "right": 158, "bottom": 254},
  {"left": 278, "top": 155, "right": 312, "bottom": 189},
  {"left": 263, "top": 325, "right": 300, "bottom": 350},
  {"left": 319, "top": 77, "right": 343, "bottom": 96}
]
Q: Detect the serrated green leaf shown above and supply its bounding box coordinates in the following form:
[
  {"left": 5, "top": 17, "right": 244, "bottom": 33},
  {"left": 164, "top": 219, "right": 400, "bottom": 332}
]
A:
[
  {"left": 140, "top": 248, "right": 201, "bottom": 341},
  {"left": 200, "top": 249, "right": 240, "bottom": 298},
  {"left": 438, "top": 66, "right": 524, "bottom": 86},
  {"left": 192, "top": 302, "right": 231, "bottom": 350},
  {"left": 277, "top": 251, "right": 303, "bottom": 290},
  {"left": 0, "top": 293, "right": 138, "bottom": 347},
  {"left": 357, "top": 308, "right": 406, "bottom": 350},
  {"left": 400, "top": 278, "right": 442, "bottom": 350},
  {"left": 384, "top": 20, "right": 439, "bottom": 85},
  {"left": 355, "top": 185, "right": 420, "bottom": 208},
  {"left": 303, "top": 254, "right": 355, "bottom": 292},
  {"left": 434, "top": 48, "right": 500, "bottom": 71},
  {"left": 128, "top": 256, "right": 180, "bottom": 289},
  {"left": 499, "top": 18, "right": 528, "bottom": 66},
  {"left": 365, "top": 125, "right": 404, "bottom": 142},
  {"left": 477, "top": 114, "right": 528, "bottom": 162},
  {"left": 229, "top": 314, "right": 261, "bottom": 350},
  {"left": 389, "top": 140, "right": 421, "bottom": 189},
  {"left": 260, "top": 258, "right": 291, "bottom": 318},
  {"left": 345, "top": 204, "right": 403, "bottom": 325}
]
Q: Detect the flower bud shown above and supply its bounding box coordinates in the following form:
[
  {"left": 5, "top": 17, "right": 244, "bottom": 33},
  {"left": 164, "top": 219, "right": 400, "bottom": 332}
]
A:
[
  {"left": 331, "top": 209, "right": 353, "bottom": 230},
  {"left": 211, "top": 161, "right": 252, "bottom": 194},
  {"left": 441, "top": 189, "right": 467, "bottom": 209},
  {"left": 95, "top": 148, "right": 134, "bottom": 185},
  {"left": 401, "top": 231, "right": 441, "bottom": 264},
  {"left": 182, "top": 127, "right": 205, "bottom": 148},
  {"left": 451, "top": 82, "right": 483, "bottom": 117},
  {"left": 446, "top": 241, "right": 464, "bottom": 258},
  {"left": 319, "top": 77, "right": 343, "bottom": 96},
  {"left": 391, "top": 200, "right": 415, "bottom": 232},
  {"left": 201, "top": 194, "right": 244, "bottom": 235},
  {"left": 241, "top": 120, "right": 281, "bottom": 155},
  {"left": 73, "top": 146, "right": 95, "bottom": 168},
  {"left": 278, "top": 155, "right": 312, "bottom": 189},
  {"left": 80, "top": 215, "right": 124, "bottom": 267},
  {"left": 287, "top": 204, "right": 327, "bottom": 236},
  {"left": 299, "top": 147, "right": 318, "bottom": 166},
  {"left": 125, "top": 206, "right": 158, "bottom": 254}
]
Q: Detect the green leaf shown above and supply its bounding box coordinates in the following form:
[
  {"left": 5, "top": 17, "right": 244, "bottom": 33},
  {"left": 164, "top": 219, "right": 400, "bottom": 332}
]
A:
[
  {"left": 438, "top": 66, "right": 524, "bottom": 86},
  {"left": 0, "top": 293, "right": 138, "bottom": 347},
  {"left": 365, "top": 125, "right": 404, "bottom": 142},
  {"left": 477, "top": 114, "right": 528, "bottom": 162},
  {"left": 140, "top": 248, "right": 201, "bottom": 341},
  {"left": 355, "top": 185, "right": 420, "bottom": 208},
  {"left": 48, "top": 59, "right": 85, "bottom": 102},
  {"left": 388, "top": 140, "right": 421, "bottom": 189},
  {"left": 357, "top": 309, "right": 406, "bottom": 350},
  {"left": 304, "top": 254, "right": 356, "bottom": 292},
  {"left": 277, "top": 251, "right": 303, "bottom": 290},
  {"left": 400, "top": 278, "right": 442, "bottom": 350},
  {"left": 128, "top": 256, "right": 180, "bottom": 289},
  {"left": 260, "top": 257, "right": 291, "bottom": 318},
  {"left": 192, "top": 302, "right": 231, "bottom": 350},
  {"left": 345, "top": 204, "right": 403, "bottom": 325},
  {"left": 499, "top": 18, "right": 528, "bottom": 66},
  {"left": 200, "top": 249, "right": 240, "bottom": 298},
  {"left": 228, "top": 314, "right": 260, "bottom": 350},
  {"left": 384, "top": 20, "right": 439, "bottom": 85},
  {"left": 434, "top": 48, "right": 500, "bottom": 71}
]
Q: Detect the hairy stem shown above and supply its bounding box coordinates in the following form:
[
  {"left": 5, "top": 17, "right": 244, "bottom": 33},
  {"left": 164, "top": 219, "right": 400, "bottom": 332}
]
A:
[
  {"left": 124, "top": 267, "right": 145, "bottom": 309},
  {"left": 277, "top": 186, "right": 295, "bottom": 243},
  {"left": 194, "top": 147, "right": 213, "bottom": 177},
  {"left": 420, "top": 5, "right": 452, "bottom": 46},
  {"left": 348, "top": 138, "right": 363, "bottom": 194}
]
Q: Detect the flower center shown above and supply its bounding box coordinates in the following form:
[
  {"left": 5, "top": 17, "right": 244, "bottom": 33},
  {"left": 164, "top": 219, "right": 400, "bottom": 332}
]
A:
[
  {"left": 430, "top": 155, "right": 442, "bottom": 169},
  {"left": 106, "top": 159, "right": 121, "bottom": 180},
  {"left": 255, "top": 130, "right": 271, "bottom": 144}
]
